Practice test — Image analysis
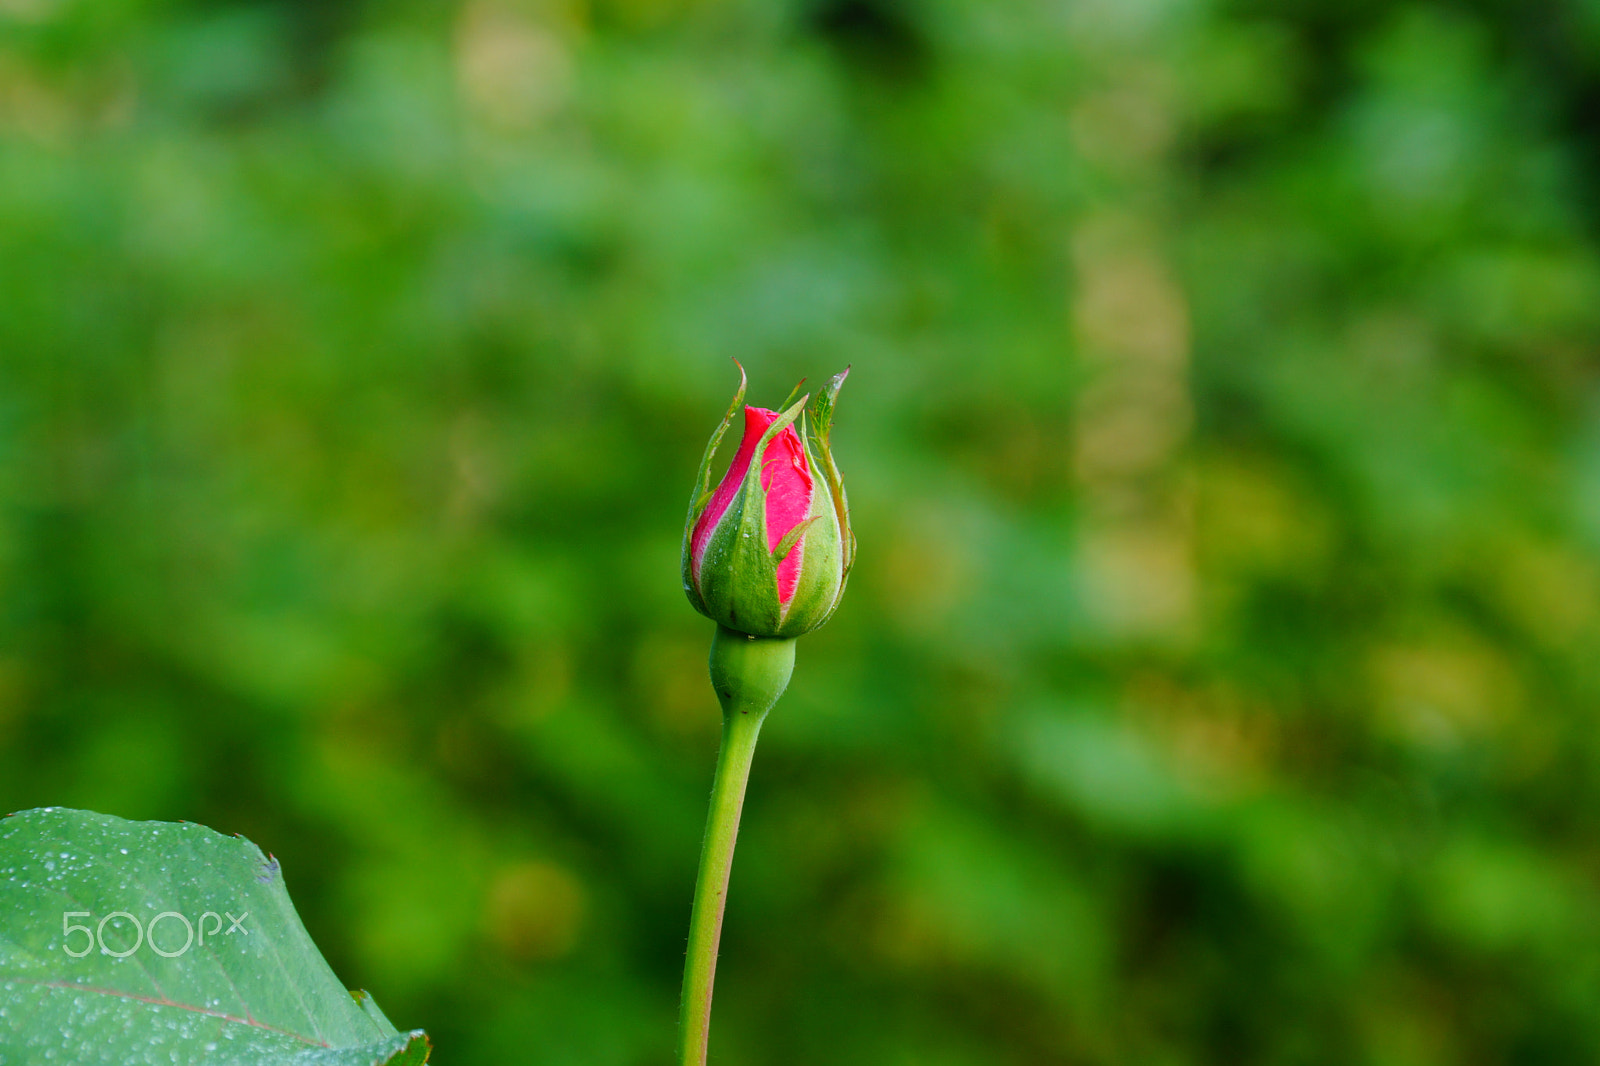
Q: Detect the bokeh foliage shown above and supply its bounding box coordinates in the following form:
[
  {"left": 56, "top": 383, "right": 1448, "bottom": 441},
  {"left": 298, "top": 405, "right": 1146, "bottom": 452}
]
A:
[{"left": 6, "top": 0, "right": 1600, "bottom": 1062}]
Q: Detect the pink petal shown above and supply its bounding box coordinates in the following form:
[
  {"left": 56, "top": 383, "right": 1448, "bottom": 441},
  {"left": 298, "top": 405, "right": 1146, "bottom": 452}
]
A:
[{"left": 758, "top": 412, "right": 813, "bottom": 604}]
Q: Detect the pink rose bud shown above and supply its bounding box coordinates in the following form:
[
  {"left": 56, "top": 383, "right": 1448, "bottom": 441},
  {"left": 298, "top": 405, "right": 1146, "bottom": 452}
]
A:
[{"left": 682, "top": 365, "right": 855, "bottom": 639}]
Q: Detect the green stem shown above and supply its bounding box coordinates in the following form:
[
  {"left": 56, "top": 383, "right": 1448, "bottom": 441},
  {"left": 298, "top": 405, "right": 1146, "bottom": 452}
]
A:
[{"left": 678, "top": 625, "right": 796, "bottom": 1066}]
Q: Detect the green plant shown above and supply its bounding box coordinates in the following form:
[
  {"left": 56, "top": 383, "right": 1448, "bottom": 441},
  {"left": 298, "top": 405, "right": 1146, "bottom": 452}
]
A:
[{"left": 676, "top": 366, "right": 855, "bottom": 1066}]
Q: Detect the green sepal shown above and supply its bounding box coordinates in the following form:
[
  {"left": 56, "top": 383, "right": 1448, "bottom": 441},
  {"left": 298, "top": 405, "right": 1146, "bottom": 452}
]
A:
[
  {"left": 773, "top": 455, "right": 845, "bottom": 637},
  {"left": 698, "top": 478, "right": 781, "bottom": 636},
  {"left": 773, "top": 515, "right": 821, "bottom": 565},
  {"left": 681, "top": 361, "right": 748, "bottom": 615},
  {"left": 806, "top": 367, "right": 855, "bottom": 580},
  {"left": 776, "top": 377, "right": 808, "bottom": 414},
  {"left": 755, "top": 391, "right": 811, "bottom": 460},
  {"left": 808, "top": 366, "right": 847, "bottom": 440}
]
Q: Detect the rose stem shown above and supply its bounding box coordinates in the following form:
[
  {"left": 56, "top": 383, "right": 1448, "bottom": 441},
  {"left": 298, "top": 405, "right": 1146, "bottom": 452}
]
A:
[{"left": 678, "top": 625, "right": 796, "bottom": 1066}]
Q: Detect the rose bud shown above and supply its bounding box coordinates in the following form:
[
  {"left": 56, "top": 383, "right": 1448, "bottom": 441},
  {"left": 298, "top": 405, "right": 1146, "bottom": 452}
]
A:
[{"left": 682, "top": 364, "right": 855, "bottom": 639}]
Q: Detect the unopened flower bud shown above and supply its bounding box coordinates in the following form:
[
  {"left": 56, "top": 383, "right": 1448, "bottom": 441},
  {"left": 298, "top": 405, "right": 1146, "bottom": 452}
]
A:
[{"left": 682, "top": 365, "right": 855, "bottom": 639}]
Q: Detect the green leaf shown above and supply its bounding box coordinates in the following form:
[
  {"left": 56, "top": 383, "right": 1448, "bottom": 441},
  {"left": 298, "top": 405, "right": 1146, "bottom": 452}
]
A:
[{"left": 0, "top": 807, "right": 430, "bottom": 1066}]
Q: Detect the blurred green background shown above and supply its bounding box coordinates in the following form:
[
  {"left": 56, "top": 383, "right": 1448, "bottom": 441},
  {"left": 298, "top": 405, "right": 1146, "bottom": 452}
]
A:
[{"left": 6, "top": 0, "right": 1600, "bottom": 1062}]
